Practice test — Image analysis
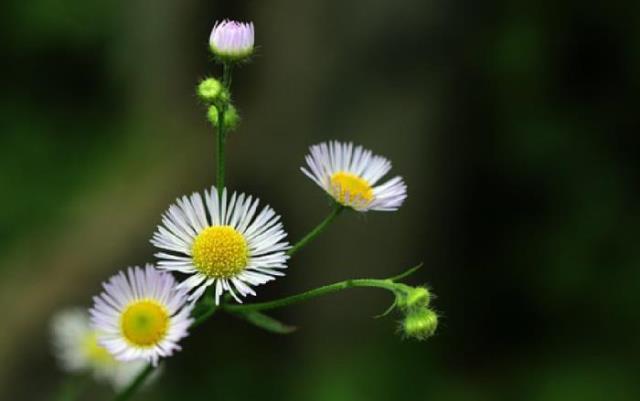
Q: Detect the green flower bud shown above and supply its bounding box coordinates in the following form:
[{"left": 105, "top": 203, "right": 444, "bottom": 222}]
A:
[
  {"left": 197, "top": 78, "right": 228, "bottom": 103},
  {"left": 402, "top": 308, "right": 438, "bottom": 340},
  {"left": 207, "top": 104, "right": 240, "bottom": 131},
  {"left": 397, "top": 286, "right": 431, "bottom": 310}
]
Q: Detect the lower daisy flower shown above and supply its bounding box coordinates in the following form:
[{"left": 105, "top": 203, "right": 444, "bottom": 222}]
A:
[
  {"left": 51, "top": 308, "right": 149, "bottom": 389},
  {"left": 151, "top": 187, "right": 290, "bottom": 304},
  {"left": 301, "top": 141, "right": 407, "bottom": 211},
  {"left": 89, "top": 265, "right": 194, "bottom": 366}
]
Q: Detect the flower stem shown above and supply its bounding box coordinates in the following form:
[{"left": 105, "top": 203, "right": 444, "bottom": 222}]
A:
[
  {"left": 110, "top": 305, "right": 217, "bottom": 401},
  {"left": 112, "top": 364, "right": 154, "bottom": 401},
  {"left": 216, "top": 63, "right": 233, "bottom": 199},
  {"left": 224, "top": 278, "right": 397, "bottom": 313},
  {"left": 287, "top": 203, "right": 344, "bottom": 257},
  {"left": 53, "top": 375, "right": 89, "bottom": 401},
  {"left": 192, "top": 303, "right": 218, "bottom": 328}
]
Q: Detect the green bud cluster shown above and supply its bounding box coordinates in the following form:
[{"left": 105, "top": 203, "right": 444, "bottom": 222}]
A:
[
  {"left": 394, "top": 285, "right": 438, "bottom": 340},
  {"left": 207, "top": 104, "right": 240, "bottom": 131},
  {"left": 197, "top": 77, "right": 239, "bottom": 131}
]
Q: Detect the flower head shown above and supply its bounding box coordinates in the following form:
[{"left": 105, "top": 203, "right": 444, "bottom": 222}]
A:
[
  {"left": 209, "top": 20, "right": 255, "bottom": 62},
  {"left": 89, "top": 265, "right": 194, "bottom": 366},
  {"left": 51, "top": 308, "right": 149, "bottom": 389},
  {"left": 151, "top": 187, "right": 290, "bottom": 304},
  {"left": 301, "top": 141, "right": 407, "bottom": 211}
]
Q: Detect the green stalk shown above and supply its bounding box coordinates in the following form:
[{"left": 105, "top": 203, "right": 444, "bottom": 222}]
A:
[
  {"left": 224, "top": 278, "right": 397, "bottom": 312},
  {"left": 216, "top": 63, "right": 233, "bottom": 199},
  {"left": 112, "top": 364, "right": 154, "bottom": 401},
  {"left": 287, "top": 203, "right": 344, "bottom": 257},
  {"left": 110, "top": 306, "right": 218, "bottom": 401}
]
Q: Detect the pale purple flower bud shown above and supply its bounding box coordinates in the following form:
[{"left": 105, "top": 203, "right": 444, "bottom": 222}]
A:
[{"left": 209, "top": 20, "right": 255, "bottom": 62}]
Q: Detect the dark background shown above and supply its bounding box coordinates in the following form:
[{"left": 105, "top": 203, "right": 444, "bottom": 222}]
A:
[{"left": 1, "top": 0, "right": 639, "bottom": 400}]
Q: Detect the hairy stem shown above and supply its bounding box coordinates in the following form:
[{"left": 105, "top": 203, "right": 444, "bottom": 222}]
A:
[
  {"left": 216, "top": 63, "right": 233, "bottom": 199},
  {"left": 224, "top": 278, "right": 397, "bottom": 312},
  {"left": 287, "top": 203, "right": 344, "bottom": 256}
]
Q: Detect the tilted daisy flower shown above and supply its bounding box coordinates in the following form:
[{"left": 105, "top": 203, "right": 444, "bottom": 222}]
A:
[
  {"left": 90, "top": 265, "right": 193, "bottom": 366},
  {"left": 301, "top": 141, "right": 408, "bottom": 211},
  {"left": 151, "top": 187, "right": 290, "bottom": 304},
  {"left": 51, "top": 308, "right": 149, "bottom": 389},
  {"left": 209, "top": 19, "right": 255, "bottom": 62}
]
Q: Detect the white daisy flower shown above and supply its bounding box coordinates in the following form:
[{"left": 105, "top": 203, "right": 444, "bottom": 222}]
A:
[
  {"left": 89, "top": 265, "right": 194, "bottom": 366},
  {"left": 209, "top": 19, "right": 255, "bottom": 61},
  {"left": 151, "top": 187, "right": 290, "bottom": 304},
  {"left": 301, "top": 141, "right": 408, "bottom": 211},
  {"left": 51, "top": 308, "right": 149, "bottom": 389}
]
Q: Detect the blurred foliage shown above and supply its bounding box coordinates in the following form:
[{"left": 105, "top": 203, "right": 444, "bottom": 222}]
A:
[{"left": 1, "top": 0, "right": 639, "bottom": 400}]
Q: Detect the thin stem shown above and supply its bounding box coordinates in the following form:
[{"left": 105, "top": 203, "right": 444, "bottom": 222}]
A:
[
  {"left": 111, "top": 306, "right": 217, "bottom": 401},
  {"left": 216, "top": 106, "right": 226, "bottom": 198},
  {"left": 216, "top": 63, "right": 233, "bottom": 199},
  {"left": 112, "top": 364, "right": 154, "bottom": 401},
  {"left": 53, "top": 375, "right": 89, "bottom": 401},
  {"left": 222, "top": 63, "right": 233, "bottom": 89},
  {"left": 224, "top": 278, "right": 397, "bottom": 313},
  {"left": 192, "top": 303, "right": 218, "bottom": 328},
  {"left": 287, "top": 203, "right": 344, "bottom": 257}
]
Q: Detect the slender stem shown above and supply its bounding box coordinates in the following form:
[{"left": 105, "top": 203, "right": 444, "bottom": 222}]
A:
[
  {"left": 224, "top": 278, "right": 397, "bottom": 312},
  {"left": 287, "top": 203, "right": 344, "bottom": 257},
  {"left": 216, "top": 63, "right": 233, "bottom": 199},
  {"left": 110, "top": 305, "right": 217, "bottom": 401},
  {"left": 192, "top": 303, "right": 218, "bottom": 328},
  {"left": 112, "top": 364, "right": 154, "bottom": 401},
  {"left": 222, "top": 63, "right": 233, "bottom": 89},
  {"left": 216, "top": 107, "right": 226, "bottom": 198},
  {"left": 53, "top": 375, "right": 89, "bottom": 401}
]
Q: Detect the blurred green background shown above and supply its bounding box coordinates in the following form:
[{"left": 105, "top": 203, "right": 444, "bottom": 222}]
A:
[{"left": 1, "top": 0, "right": 639, "bottom": 400}]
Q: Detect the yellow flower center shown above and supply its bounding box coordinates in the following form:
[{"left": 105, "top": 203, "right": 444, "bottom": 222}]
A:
[
  {"left": 191, "top": 226, "right": 248, "bottom": 278},
  {"left": 82, "top": 332, "right": 116, "bottom": 366},
  {"left": 330, "top": 171, "right": 374, "bottom": 206},
  {"left": 121, "top": 300, "right": 169, "bottom": 347}
]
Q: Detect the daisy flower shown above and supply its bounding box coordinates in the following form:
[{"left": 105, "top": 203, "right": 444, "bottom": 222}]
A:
[
  {"left": 301, "top": 141, "right": 408, "bottom": 211},
  {"left": 209, "top": 20, "right": 255, "bottom": 62},
  {"left": 89, "top": 265, "right": 194, "bottom": 366},
  {"left": 151, "top": 187, "right": 290, "bottom": 304},
  {"left": 51, "top": 308, "right": 149, "bottom": 389}
]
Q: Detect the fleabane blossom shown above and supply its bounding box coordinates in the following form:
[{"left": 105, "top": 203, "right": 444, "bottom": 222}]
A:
[
  {"left": 51, "top": 308, "right": 149, "bottom": 389},
  {"left": 209, "top": 20, "right": 254, "bottom": 62},
  {"left": 301, "top": 141, "right": 407, "bottom": 211},
  {"left": 151, "top": 187, "right": 290, "bottom": 304},
  {"left": 89, "top": 265, "right": 194, "bottom": 366}
]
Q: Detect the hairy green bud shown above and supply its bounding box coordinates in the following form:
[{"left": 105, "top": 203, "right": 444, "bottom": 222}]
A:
[
  {"left": 397, "top": 286, "right": 431, "bottom": 310},
  {"left": 402, "top": 308, "right": 438, "bottom": 340},
  {"left": 197, "top": 78, "right": 228, "bottom": 104},
  {"left": 207, "top": 104, "right": 240, "bottom": 131}
]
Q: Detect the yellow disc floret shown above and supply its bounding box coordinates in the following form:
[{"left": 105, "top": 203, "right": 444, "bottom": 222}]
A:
[
  {"left": 330, "top": 171, "right": 374, "bottom": 206},
  {"left": 121, "top": 300, "right": 169, "bottom": 347},
  {"left": 83, "top": 331, "right": 116, "bottom": 366},
  {"left": 191, "top": 226, "right": 248, "bottom": 278}
]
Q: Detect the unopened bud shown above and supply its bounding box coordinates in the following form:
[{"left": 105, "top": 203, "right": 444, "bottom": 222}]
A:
[
  {"left": 402, "top": 308, "right": 438, "bottom": 340},
  {"left": 209, "top": 20, "right": 255, "bottom": 63},
  {"left": 207, "top": 104, "right": 240, "bottom": 131},
  {"left": 397, "top": 286, "right": 430, "bottom": 310},
  {"left": 197, "top": 78, "right": 228, "bottom": 104}
]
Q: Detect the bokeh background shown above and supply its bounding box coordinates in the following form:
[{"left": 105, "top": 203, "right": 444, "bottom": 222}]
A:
[{"left": 1, "top": 0, "right": 639, "bottom": 400}]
